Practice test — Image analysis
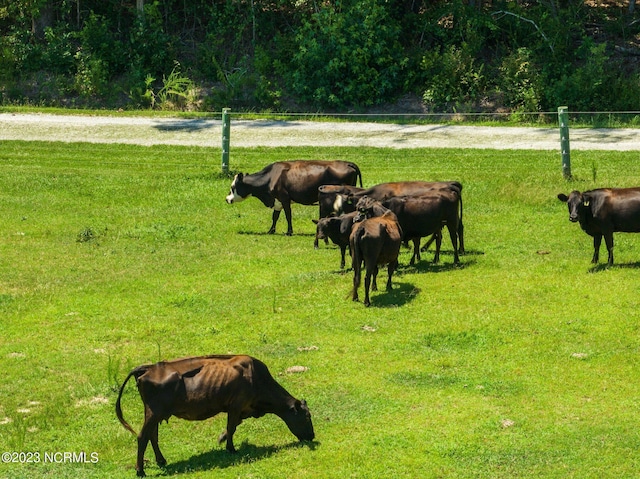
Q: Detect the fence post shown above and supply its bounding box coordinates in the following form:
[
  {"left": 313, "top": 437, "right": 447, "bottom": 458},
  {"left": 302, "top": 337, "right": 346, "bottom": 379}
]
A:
[
  {"left": 221, "top": 108, "right": 231, "bottom": 173},
  {"left": 558, "top": 106, "right": 571, "bottom": 179}
]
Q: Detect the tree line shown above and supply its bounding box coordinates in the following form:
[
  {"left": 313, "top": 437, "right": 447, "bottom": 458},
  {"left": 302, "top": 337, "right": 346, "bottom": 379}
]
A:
[{"left": 0, "top": 0, "right": 639, "bottom": 114}]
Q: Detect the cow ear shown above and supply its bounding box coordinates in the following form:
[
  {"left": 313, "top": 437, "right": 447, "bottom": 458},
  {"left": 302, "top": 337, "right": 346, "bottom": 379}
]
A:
[
  {"left": 311, "top": 219, "right": 318, "bottom": 224},
  {"left": 557, "top": 193, "right": 568, "bottom": 203}
]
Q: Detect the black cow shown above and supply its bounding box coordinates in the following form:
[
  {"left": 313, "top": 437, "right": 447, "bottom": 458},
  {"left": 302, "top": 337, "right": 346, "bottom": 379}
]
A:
[
  {"left": 558, "top": 188, "right": 640, "bottom": 265},
  {"left": 350, "top": 197, "right": 403, "bottom": 307},
  {"left": 383, "top": 190, "right": 461, "bottom": 265},
  {"left": 317, "top": 184, "right": 365, "bottom": 219},
  {"left": 226, "top": 160, "right": 362, "bottom": 235},
  {"left": 116, "top": 355, "right": 314, "bottom": 477},
  {"left": 312, "top": 211, "right": 359, "bottom": 268},
  {"left": 315, "top": 184, "right": 364, "bottom": 248},
  {"left": 319, "top": 181, "right": 465, "bottom": 254}
]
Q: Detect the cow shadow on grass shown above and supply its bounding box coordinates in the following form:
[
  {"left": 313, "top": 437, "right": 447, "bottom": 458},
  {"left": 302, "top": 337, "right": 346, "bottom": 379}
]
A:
[
  {"left": 363, "top": 281, "right": 420, "bottom": 308},
  {"left": 237, "top": 230, "right": 316, "bottom": 238},
  {"left": 589, "top": 261, "right": 640, "bottom": 273},
  {"left": 162, "top": 440, "right": 317, "bottom": 475},
  {"left": 400, "top": 257, "right": 477, "bottom": 275}
]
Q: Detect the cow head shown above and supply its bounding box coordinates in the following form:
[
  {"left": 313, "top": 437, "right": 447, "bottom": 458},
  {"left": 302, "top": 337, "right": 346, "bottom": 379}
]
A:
[
  {"left": 281, "top": 399, "right": 315, "bottom": 442},
  {"left": 313, "top": 217, "right": 331, "bottom": 241},
  {"left": 226, "top": 173, "right": 250, "bottom": 204},
  {"left": 353, "top": 196, "right": 379, "bottom": 223},
  {"left": 557, "top": 191, "right": 589, "bottom": 223}
]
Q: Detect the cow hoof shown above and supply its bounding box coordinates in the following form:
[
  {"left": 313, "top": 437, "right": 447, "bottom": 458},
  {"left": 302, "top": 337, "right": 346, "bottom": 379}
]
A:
[{"left": 136, "top": 469, "right": 146, "bottom": 478}]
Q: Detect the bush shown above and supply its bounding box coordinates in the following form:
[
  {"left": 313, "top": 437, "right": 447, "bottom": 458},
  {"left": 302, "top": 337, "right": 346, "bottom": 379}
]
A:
[
  {"left": 498, "top": 47, "right": 542, "bottom": 112},
  {"left": 420, "top": 44, "right": 486, "bottom": 110},
  {"left": 289, "top": 0, "right": 407, "bottom": 108}
]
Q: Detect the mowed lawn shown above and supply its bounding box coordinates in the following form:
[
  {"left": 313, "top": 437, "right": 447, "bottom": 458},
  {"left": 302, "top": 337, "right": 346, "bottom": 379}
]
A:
[{"left": 1, "top": 140, "right": 640, "bottom": 478}]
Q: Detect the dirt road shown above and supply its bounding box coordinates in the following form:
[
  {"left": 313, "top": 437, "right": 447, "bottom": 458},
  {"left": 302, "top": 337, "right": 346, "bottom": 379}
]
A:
[{"left": 2, "top": 112, "right": 640, "bottom": 150}]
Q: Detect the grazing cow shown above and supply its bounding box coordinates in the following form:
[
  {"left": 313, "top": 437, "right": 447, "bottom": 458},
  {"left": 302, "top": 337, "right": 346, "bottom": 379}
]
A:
[
  {"left": 226, "top": 160, "right": 362, "bottom": 236},
  {"left": 558, "top": 188, "right": 640, "bottom": 265},
  {"left": 335, "top": 181, "right": 465, "bottom": 254},
  {"left": 312, "top": 211, "right": 359, "bottom": 268},
  {"left": 116, "top": 355, "right": 315, "bottom": 477},
  {"left": 383, "top": 191, "right": 461, "bottom": 265},
  {"left": 350, "top": 197, "right": 403, "bottom": 307}
]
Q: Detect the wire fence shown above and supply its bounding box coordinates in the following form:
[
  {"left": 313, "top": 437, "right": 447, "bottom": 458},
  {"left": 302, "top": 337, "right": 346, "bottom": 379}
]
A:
[{"left": 223, "top": 110, "right": 640, "bottom": 127}]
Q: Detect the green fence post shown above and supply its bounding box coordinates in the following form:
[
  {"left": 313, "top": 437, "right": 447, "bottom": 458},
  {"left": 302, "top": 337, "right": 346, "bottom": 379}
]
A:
[
  {"left": 221, "top": 108, "right": 231, "bottom": 173},
  {"left": 558, "top": 106, "right": 571, "bottom": 179}
]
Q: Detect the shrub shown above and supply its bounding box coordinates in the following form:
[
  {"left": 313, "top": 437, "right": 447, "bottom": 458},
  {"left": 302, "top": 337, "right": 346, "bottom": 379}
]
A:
[
  {"left": 498, "top": 47, "right": 542, "bottom": 112},
  {"left": 289, "top": 0, "right": 406, "bottom": 108},
  {"left": 421, "top": 44, "right": 485, "bottom": 110}
]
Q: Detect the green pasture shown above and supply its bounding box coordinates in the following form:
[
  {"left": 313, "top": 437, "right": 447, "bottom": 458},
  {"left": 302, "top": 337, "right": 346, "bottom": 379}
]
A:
[{"left": 1, "top": 141, "right": 639, "bottom": 478}]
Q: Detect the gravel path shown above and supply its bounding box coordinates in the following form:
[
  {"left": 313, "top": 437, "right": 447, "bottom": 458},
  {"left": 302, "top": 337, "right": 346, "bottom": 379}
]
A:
[{"left": 2, "top": 112, "right": 640, "bottom": 150}]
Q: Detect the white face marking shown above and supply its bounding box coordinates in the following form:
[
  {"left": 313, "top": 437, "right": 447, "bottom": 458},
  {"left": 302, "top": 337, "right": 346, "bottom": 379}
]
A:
[
  {"left": 273, "top": 199, "right": 283, "bottom": 211},
  {"left": 333, "top": 195, "right": 343, "bottom": 213},
  {"left": 225, "top": 175, "right": 249, "bottom": 203},
  {"left": 226, "top": 189, "right": 245, "bottom": 203}
]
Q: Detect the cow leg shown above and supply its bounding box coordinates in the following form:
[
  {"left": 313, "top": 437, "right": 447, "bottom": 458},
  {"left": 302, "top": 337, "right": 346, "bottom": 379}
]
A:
[
  {"left": 371, "top": 265, "right": 379, "bottom": 291},
  {"left": 283, "top": 202, "right": 294, "bottom": 236},
  {"left": 136, "top": 414, "right": 161, "bottom": 477},
  {"left": 458, "top": 219, "right": 465, "bottom": 254},
  {"left": 150, "top": 422, "right": 166, "bottom": 468},
  {"left": 420, "top": 233, "right": 436, "bottom": 253},
  {"left": 363, "top": 269, "right": 372, "bottom": 307},
  {"left": 592, "top": 234, "right": 602, "bottom": 263},
  {"left": 352, "top": 261, "right": 361, "bottom": 302},
  {"left": 447, "top": 224, "right": 460, "bottom": 264},
  {"left": 433, "top": 231, "right": 443, "bottom": 263},
  {"left": 268, "top": 210, "right": 281, "bottom": 234},
  {"left": 410, "top": 238, "right": 420, "bottom": 265},
  {"left": 220, "top": 412, "right": 242, "bottom": 453},
  {"left": 386, "top": 259, "right": 397, "bottom": 291},
  {"left": 340, "top": 245, "right": 346, "bottom": 269},
  {"left": 604, "top": 232, "right": 615, "bottom": 265}
]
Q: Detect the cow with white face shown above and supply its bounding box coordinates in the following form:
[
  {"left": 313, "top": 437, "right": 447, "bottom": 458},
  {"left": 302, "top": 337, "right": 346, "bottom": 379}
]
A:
[{"left": 226, "top": 160, "right": 362, "bottom": 235}]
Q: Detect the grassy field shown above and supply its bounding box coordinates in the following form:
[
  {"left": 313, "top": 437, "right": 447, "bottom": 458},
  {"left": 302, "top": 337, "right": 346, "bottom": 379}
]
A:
[{"left": 1, "top": 140, "right": 640, "bottom": 478}]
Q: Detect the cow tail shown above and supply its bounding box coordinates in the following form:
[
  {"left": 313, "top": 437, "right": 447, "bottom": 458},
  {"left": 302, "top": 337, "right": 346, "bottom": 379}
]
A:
[
  {"left": 351, "top": 163, "right": 363, "bottom": 187},
  {"left": 115, "top": 366, "right": 147, "bottom": 437}
]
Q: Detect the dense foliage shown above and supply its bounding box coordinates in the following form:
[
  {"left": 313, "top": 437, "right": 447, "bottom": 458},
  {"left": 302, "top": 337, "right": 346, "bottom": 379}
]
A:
[{"left": 1, "top": 0, "right": 639, "bottom": 112}]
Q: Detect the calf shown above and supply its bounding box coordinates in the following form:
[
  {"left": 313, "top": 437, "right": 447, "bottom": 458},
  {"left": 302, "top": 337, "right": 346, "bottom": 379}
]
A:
[
  {"left": 116, "top": 355, "right": 314, "bottom": 477},
  {"left": 313, "top": 211, "right": 359, "bottom": 269},
  {"left": 315, "top": 184, "right": 364, "bottom": 248},
  {"left": 558, "top": 188, "right": 640, "bottom": 265},
  {"left": 226, "top": 160, "right": 362, "bottom": 236},
  {"left": 350, "top": 197, "right": 403, "bottom": 306}
]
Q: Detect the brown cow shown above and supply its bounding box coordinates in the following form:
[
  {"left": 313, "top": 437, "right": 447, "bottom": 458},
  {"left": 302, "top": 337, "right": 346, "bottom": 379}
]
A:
[
  {"left": 558, "top": 188, "right": 640, "bottom": 265},
  {"left": 116, "top": 355, "right": 314, "bottom": 477},
  {"left": 350, "top": 197, "right": 403, "bottom": 307},
  {"left": 226, "top": 160, "right": 362, "bottom": 235}
]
